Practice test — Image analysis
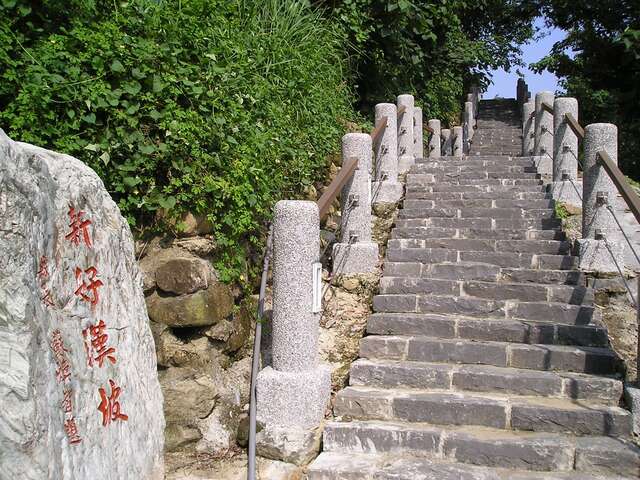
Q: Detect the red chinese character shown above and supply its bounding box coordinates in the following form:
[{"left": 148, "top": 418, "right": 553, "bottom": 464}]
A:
[
  {"left": 97, "top": 379, "right": 129, "bottom": 427},
  {"left": 74, "top": 267, "right": 103, "bottom": 307},
  {"left": 82, "top": 320, "right": 116, "bottom": 368},
  {"left": 65, "top": 206, "right": 92, "bottom": 248},
  {"left": 37, "top": 256, "right": 49, "bottom": 281},
  {"left": 41, "top": 289, "right": 55, "bottom": 308},
  {"left": 61, "top": 388, "right": 74, "bottom": 414},
  {"left": 50, "top": 330, "right": 71, "bottom": 383},
  {"left": 63, "top": 417, "right": 82, "bottom": 445}
]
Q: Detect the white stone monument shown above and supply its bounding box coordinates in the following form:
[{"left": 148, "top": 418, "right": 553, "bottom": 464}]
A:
[{"left": 0, "top": 130, "right": 164, "bottom": 480}]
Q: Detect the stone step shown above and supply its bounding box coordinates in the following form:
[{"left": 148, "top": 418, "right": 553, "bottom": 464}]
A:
[
  {"left": 379, "top": 277, "right": 593, "bottom": 305},
  {"left": 386, "top": 248, "right": 576, "bottom": 269},
  {"left": 408, "top": 178, "right": 544, "bottom": 188},
  {"left": 393, "top": 217, "right": 562, "bottom": 230},
  {"left": 408, "top": 172, "right": 541, "bottom": 182},
  {"left": 349, "top": 359, "right": 621, "bottom": 404},
  {"left": 411, "top": 165, "right": 536, "bottom": 174},
  {"left": 359, "top": 335, "right": 620, "bottom": 374},
  {"left": 391, "top": 227, "right": 565, "bottom": 241},
  {"left": 388, "top": 239, "right": 570, "bottom": 255},
  {"left": 399, "top": 208, "right": 555, "bottom": 220},
  {"left": 405, "top": 191, "right": 550, "bottom": 200},
  {"left": 402, "top": 199, "right": 554, "bottom": 209},
  {"left": 416, "top": 156, "right": 531, "bottom": 165},
  {"left": 373, "top": 293, "right": 596, "bottom": 325},
  {"left": 321, "top": 422, "right": 640, "bottom": 477},
  {"left": 408, "top": 183, "right": 544, "bottom": 193},
  {"left": 334, "top": 386, "right": 631, "bottom": 436},
  {"left": 366, "top": 313, "right": 609, "bottom": 347}
]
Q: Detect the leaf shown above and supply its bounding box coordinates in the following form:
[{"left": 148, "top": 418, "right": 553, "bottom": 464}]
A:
[
  {"left": 123, "top": 81, "right": 142, "bottom": 96},
  {"left": 158, "top": 196, "right": 177, "bottom": 210},
  {"left": 99, "top": 152, "right": 110, "bottom": 165},
  {"left": 149, "top": 109, "right": 162, "bottom": 120},
  {"left": 110, "top": 59, "right": 125, "bottom": 73},
  {"left": 139, "top": 144, "right": 155, "bottom": 154},
  {"left": 66, "top": 110, "right": 76, "bottom": 119},
  {"left": 123, "top": 176, "right": 141, "bottom": 187},
  {"left": 153, "top": 75, "right": 165, "bottom": 93},
  {"left": 84, "top": 143, "right": 100, "bottom": 152},
  {"left": 82, "top": 113, "right": 96, "bottom": 124}
]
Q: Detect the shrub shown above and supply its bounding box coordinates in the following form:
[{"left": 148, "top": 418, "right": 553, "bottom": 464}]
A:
[{"left": 0, "top": 0, "right": 358, "bottom": 282}]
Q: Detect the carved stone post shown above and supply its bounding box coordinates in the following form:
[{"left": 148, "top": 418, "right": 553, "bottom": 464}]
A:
[
  {"left": 534, "top": 91, "right": 555, "bottom": 157},
  {"left": 332, "top": 133, "right": 378, "bottom": 274},
  {"left": 372, "top": 103, "right": 403, "bottom": 204},
  {"left": 464, "top": 101, "right": 474, "bottom": 152},
  {"left": 578, "top": 124, "right": 624, "bottom": 272},
  {"left": 522, "top": 101, "right": 535, "bottom": 157},
  {"left": 441, "top": 129, "right": 452, "bottom": 156},
  {"left": 428, "top": 119, "right": 441, "bottom": 158},
  {"left": 550, "top": 97, "right": 581, "bottom": 206}
]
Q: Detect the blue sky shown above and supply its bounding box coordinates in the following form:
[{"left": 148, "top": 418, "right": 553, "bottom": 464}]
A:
[{"left": 485, "top": 17, "right": 567, "bottom": 99}]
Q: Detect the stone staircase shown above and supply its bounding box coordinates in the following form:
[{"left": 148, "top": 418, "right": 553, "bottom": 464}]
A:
[{"left": 307, "top": 99, "right": 640, "bottom": 479}]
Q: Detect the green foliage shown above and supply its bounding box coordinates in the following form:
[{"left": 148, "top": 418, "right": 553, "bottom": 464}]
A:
[
  {"left": 554, "top": 202, "right": 570, "bottom": 220},
  {"left": 321, "top": 0, "right": 536, "bottom": 123},
  {"left": 0, "top": 0, "right": 357, "bottom": 282},
  {"left": 530, "top": 0, "right": 640, "bottom": 179}
]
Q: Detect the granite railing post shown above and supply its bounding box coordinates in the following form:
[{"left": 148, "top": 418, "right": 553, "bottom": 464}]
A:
[
  {"left": 441, "top": 128, "right": 452, "bottom": 156},
  {"left": 397, "top": 94, "right": 415, "bottom": 174},
  {"left": 333, "top": 133, "right": 378, "bottom": 274},
  {"left": 452, "top": 126, "right": 463, "bottom": 158},
  {"left": 522, "top": 101, "right": 535, "bottom": 157},
  {"left": 428, "top": 119, "right": 441, "bottom": 158},
  {"left": 578, "top": 123, "right": 624, "bottom": 272},
  {"left": 464, "top": 101, "right": 474, "bottom": 152},
  {"left": 256, "top": 200, "right": 331, "bottom": 443},
  {"left": 550, "top": 97, "right": 581, "bottom": 206},
  {"left": 466, "top": 93, "right": 477, "bottom": 130},
  {"left": 532, "top": 91, "right": 555, "bottom": 175},
  {"left": 413, "top": 106, "right": 424, "bottom": 159},
  {"left": 373, "top": 103, "right": 403, "bottom": 204}
]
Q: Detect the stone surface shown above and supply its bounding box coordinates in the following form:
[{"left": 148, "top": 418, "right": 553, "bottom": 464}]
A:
[
  {"left": 441, "top": 129, "right": 452, "bottom": 156},
  {"left": 146, "top": 282, "right": 234, "bottom": 327},
  {"left": 453, "top": 126, "right": 464, "bottom": 157},
  {"left": 256, "top": 423, "right": 323, "bottom": 465},
  {"left": 374, "top": 103, "right": 398, "bottom": 182},
  {"left": 550, "top": 179, "right": 583, "bottom": 208},
  {"left": 339, "top": 133, "right": 373, "bottom": 244},
  {"left": 332, "top": 242, "right": 379, "bottom": 275},
  {"left": 160, "top": 367, "right": 217, "bottom": 423},
  {"left": 155, "top": 256, "right": 213, "bottom": 295},
  {"left": 0, "top": 130, "right": 164, "bottom": 479},
  {"left": 624, "top": 384, "right": 640, "bottom": 436},
  {"left": 413, "top": 106, "right": 424, "bottom": 158},
  {"left": 397, "top": 94, "right": 414, "bottom": 173},
  {"left": 578, "top": 238, "right": 625, "bottom": 273}
]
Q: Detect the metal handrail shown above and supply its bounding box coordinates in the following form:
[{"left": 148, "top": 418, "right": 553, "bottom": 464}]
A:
[{"left": 247, "top": 225, "right": 274, "bottom": 480}]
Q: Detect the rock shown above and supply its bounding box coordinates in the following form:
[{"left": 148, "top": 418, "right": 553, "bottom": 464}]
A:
[
  {"left": 236, "top": 415, "right": 250, "bottom": 448},
  {"left": 340, "top": 277, "right": 361, "bottom": 293},
  {"left": 153, "top": 326, "right": 215, "bottom": 369},
  {"left": 173, "top": 236, "right": 217, "bottom": 257},
  {"left": 257, "top": 459, "right": 303, "bottom": 480},
  {"left": 160, "top": 367, "right": 218, "bottom": 423},
  {"left": 165, "top": 423, "right": 202, "bottom": 451},
  {"left": 147, "top": 282, "right": 234, "bottom": 327},
  {"left": 196, "top": 403, "right": 242, "bottom": 452},
  {"left": 178, "top": 212, "right": 214, "bottom": 237},
  {"left": 256, "top": 424, "right": 323, "bottom": 466},
  {"left": 372, "top": 202, "right": 398, "bottom": 219},
  {"left": 0, "top": 130, "right": 164, "bottom": 479},
  {"left": 156, "top": 256, "right": 212, "bottom": 295}
]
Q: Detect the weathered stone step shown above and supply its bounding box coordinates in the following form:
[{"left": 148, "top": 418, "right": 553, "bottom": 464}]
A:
[
  {"left": 391, "top": 227, "right": 565, "bottom": 241},
  {"left": 379, "top": 277, "right": 592, "bottom": 305},
  {"left": 408, "top": 183, "right": 544, "bottom": 193},
  {"left": 411, "top": 165, "right": 536, "bottom": 174},
  {"left": 408, "top": 178, "right": 543, "bottom": 189},
  {"left": 416, "top": 156, "right": 532, "bottom": 165},
  {"left": 408, "top": 172, "right": 540, "bottom": 183},
  {"left": 398, "top": 207, "right": 555, "bottom": 220},
  {"left": 402, "top": 199, "right": 554, "bottom": 209},
  {"left": 405, "top": 190, "right": 549, "bottom": 200},
  {"left": 334, "top": 386, "right": 631, "bottom": 436},
  {"left": 393, "top": 217, "right": 562, "bottom": 230},
  {"left": 373, "top": 293, "right": 596, "bottom": 325},
  {"left": 386, "top": 248, "right": 576, "bottom": 270},
  {"left": 349, "top": 359, "right": 621, "bottom": 404},
  {"left": 388, "top": 239, "right": 570, "bottom": 255},
  {"left": 321, "top": 422, "right": 640, "bottom": 477},
  {"left": 366, "top": 313, "right": 609, "bottom": 347},
  {"left": 384, "top": 262, "right": 584, "bottom": 285},
  {"left": 359, "top": 335, "right": 619, "bottom": 374}
]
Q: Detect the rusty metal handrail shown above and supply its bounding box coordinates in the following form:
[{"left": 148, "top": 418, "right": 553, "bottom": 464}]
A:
[
  {"left": 397, "top": 105, "right": 406, "bottom": 117},
  {"left": 317, "top": 156, "right": 358, "bottom": 221},
  {"left": 564, "top": 112, "right": 584, "bottom": 140},
  {"left": 541, "top": 101, "right": 554, "bottom": 115},
  {"left": 371, "top": 117, "right": 388, "bottom": 146},
  {"left": 597, "top": 150, "right": 640, "bottom": 225}
]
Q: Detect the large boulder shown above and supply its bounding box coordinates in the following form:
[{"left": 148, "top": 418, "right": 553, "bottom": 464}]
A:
[{"left": 0, "top": 130, "right": 164, "bottom": 479}]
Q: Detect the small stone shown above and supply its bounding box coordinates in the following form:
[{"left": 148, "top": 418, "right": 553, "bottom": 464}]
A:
[
  {"left": 341, "top": 277, "right": 360, "bottom": 292},
  {"left": 156, "top": 256, "right": 212, "bottom": 295},
  {"left": 165, "top": 423, "right": 202, "bottom": 451},
  {"left": 236, "top": 415, "right": 250, "bottom": 448},
  {"left": 160, "top": 367, "right": 218, "bottom": 423},
  {"left": 178, "top": 211, "right": 214, "bottom": 237},
  {"left": 256, "top": 424, "right": 323, "bottom": 466}
]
